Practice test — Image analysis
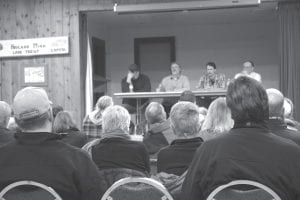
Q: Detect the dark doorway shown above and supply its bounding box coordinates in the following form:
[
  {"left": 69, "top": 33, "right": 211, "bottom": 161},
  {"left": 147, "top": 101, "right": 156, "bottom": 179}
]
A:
[
  {"left": 91, "top": 37, "right": 107, "bottom": 103},
  {"left": 134, "top": 37, "right": 176, "bottom": 90}
]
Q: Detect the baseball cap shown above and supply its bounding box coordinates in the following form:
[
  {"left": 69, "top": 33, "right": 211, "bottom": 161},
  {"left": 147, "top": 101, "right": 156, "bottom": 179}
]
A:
[
  {"left": 13, "top": 87, "right": 52, "bottom": 121},
  {"left": 128, "top": 64, "right": 139, "bottom": 72}
]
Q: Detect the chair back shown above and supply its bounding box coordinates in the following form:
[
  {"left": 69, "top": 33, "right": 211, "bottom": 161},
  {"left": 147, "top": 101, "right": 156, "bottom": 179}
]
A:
[
  {"left": 0, "top": 180, "right": 62, "bottom": 200},
  {"left": 206, "top": 180, "right": 281, "bottom": 200},
  {"left": 101, "top": 177, "right": 174, "bottom": 200}
]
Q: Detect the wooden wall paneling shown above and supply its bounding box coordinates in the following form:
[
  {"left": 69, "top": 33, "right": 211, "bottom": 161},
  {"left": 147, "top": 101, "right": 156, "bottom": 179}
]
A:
[
  {"left": 1, "top": 0, "right": 17, "bottom": 105},
  {"left": 68, "top": 0, "right": 83, "bottom": 125},
  {"left": 14, "top": 0, "right": 35, "bottom": 98},
  {"left": 79, "top": 12, "right": 87, "bottom": 122},
  {"left": 49, "top": 0, "right": 65, "bottom": 108},
  {"left": 32, "top": 0, "right": 47, "bottom": 86}
]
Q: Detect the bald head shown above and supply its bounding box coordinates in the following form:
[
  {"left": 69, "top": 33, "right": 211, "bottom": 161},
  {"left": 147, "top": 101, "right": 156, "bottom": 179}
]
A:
[
  {"left": 266, "top": 88, "right": 284, "bottom": 118},
  {"left": 0, "top": 101, "right": 11, "bottom": 127}
]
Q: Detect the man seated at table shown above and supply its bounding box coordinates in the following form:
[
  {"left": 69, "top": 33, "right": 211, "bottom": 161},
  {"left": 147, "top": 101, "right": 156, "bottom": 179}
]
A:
[
  {"left": 121, "top": 64, "right": 151, "bottom": 114},
  {"left": 156, "top": 62, "right": 190, "bottom": 115},
  {"left": 196, "top": 62, "right": 226, "bottom": 108},
  {"left": 234, "top": 60, "right": 261, "bottom": 83}
]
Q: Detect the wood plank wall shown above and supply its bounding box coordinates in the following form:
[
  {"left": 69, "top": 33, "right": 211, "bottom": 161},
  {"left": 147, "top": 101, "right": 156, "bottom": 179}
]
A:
[{"left": 0, "top": 0, "right": 187, "bottom": 126}]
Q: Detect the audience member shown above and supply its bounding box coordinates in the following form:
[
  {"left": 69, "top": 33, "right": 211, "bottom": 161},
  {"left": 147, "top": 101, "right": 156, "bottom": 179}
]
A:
[
  {"left": 90, "top": 105, "right": 150, "bottom": 174},
  {"left": 121, "top": 64, "right": 151, "bottom": 113},
  {"left": 283, "top": 97, "right": 300, "bottom": 131},
  {"left": 53, "top": 111, "right": 87, "bottom": 148},
  {"left": 82, "top": 95, "right": 113, "bottom": 139},
  {"left": 234, "top": 60, "right": 262, "bottom": 83},
  {"left": 182, "top": 77, "right": 300, "bottom": 200},
  {"left": 0, "top": 101, "right": 14, "bottom": 145},
  {"left": 52, "top": 105, "right": 64, "bottom": 119},
  {"left": 143, "top": 102, "right": 175, "bottom": 155},
  {"left": 157, "top": 101, "right": 203, "bottom": 176},
  {"left": 266, "top": 88, "right": 300, "bottom": 145},
  {"left": 200, "top": 97, "right": 233, "bottom": 141},
  {"left": 0, "top": 87, "right": 104, "bottom": 200},
  {"left": 197, "top": 62, "right": 226, "bottom": 108},
  {"left": 179, "top": 90, "right": 196, "bottom": 103},
  {"left": 157, "top": 62, "right": 190, "bottom": 115}
]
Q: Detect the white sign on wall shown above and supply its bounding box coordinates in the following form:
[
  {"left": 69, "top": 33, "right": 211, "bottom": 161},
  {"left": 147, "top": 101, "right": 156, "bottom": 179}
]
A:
[{"left": 0, "top": 36, "right": 69, "bottom": 58}]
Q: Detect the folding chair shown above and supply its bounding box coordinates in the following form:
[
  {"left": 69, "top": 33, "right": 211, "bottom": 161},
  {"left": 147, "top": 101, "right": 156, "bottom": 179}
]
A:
[
  {"left": 101, "top": 177, "right": 174, "bottom": 200},
  {"left": 0, "top": 180, "right": 62, "bottom": 200},
  {"left": 206, "top": 180, "right": 281, "bottom": 200}
]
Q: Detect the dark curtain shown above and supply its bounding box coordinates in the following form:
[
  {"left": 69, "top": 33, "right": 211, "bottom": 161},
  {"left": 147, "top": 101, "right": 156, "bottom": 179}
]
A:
[{"left": 279, "top": 2, "right": 300, "bottom": 120}]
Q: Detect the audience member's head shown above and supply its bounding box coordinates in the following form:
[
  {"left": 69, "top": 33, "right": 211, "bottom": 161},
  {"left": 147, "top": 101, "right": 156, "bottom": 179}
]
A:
[
  {"left": 95, "top": 95, "right": 114, "bottom": 111},
  {"left": 284, "top": 97, "right": 294, "bottom": 119},
  {"left": 145, "top": 102, "right": 166, "bottom": 125},
  {"left": 53, "top": 111, "right": 78, "bottom": 133},
  {"left": 266, "top": 88, "right": 285, "bottom": 118},
  {"left": 52, "top": 105, "right": 64, "bottom": 119},
  {"left": 102, "top": 105, "right": 131, "bottom": 134},
  {"left": 179, "top": 90, "right": 196, "bottom": 103},
  {"left": 226, "top": 76, "right": 268, "bottom": 124},
  {"left": 13, "top": 87, "right": 53, "bottom": 131},
  {"left": 201, "top": 97, "right": 233, "bottom": 135},
  {"left": 0, "top": 101, "right": 11, "bottom": 128},
  {"left": 170, "top": 101, "right": 201, "bottom": 138}
]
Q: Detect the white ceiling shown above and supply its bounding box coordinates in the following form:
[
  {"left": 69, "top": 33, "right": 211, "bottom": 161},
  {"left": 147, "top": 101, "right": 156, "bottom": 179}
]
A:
[{"left": 87, "top": 1, "right": 278, "bottom": 28}]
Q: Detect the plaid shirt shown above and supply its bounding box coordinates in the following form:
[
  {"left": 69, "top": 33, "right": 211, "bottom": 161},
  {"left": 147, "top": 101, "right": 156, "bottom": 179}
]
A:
[
  {"left": 82, "top": 115, "right": 102, "bottom": 139},
  {"left": 198, "top": 73, "right": 226, "bottom": 89}
]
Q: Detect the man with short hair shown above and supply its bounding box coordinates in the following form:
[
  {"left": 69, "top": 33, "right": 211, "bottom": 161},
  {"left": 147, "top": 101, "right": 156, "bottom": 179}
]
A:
[
  {"left": 143, "top": 102, "right": 175, "bottom": 155},
  {"left": 0, "top": 87, "right": 104, "bottom": 200},
  {"left": 157, "top": 101, "right": 203, "bottom": 176},
  {"left": 266, "top": 88, "right": 300, "bottom": 145},
  {"left": 197, "top": 62, "right": 226, "bottom": 108},
  {"left": 234, "top": 60, "right": 261, "bottom": 83},
  {"left": 121, "top": 64, "right": 151, "bottom": 113},
  {"left": 156, "top": 62, "right": 190, "bottom": 116},
  {"left": 197, "top": 62, "right": 226, "bottom": 89},
  {"left": 182, "top": 77, "right": 300, "bottom": 200},
  {"left": 156, "top": 62, "right": 190, "bottom": 92},
  {"left": 0, "top": 101, "right": 14, "bottom": 145}
]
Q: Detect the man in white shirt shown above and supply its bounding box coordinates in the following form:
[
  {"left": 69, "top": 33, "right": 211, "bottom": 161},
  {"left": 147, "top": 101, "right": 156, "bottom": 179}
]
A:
[{"left": 234, "top": 61, "right": 261, "bottom": 83}]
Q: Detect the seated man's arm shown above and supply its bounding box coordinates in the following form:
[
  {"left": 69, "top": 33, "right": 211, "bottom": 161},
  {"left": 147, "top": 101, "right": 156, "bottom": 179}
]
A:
[
  {"left": 197, "top": 76, "right": 205, "bottom": 89},
  {"left": 121, "top": 78, "right": 129, "bottom": 92},
  {"left": 181, "top": 76, "right": 190, "bottom": 91}
]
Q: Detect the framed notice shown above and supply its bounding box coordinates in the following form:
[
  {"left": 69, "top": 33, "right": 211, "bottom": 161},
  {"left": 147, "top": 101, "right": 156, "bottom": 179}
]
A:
[{"left": 22, "top": 65, "right": 48, "bottom": 86}]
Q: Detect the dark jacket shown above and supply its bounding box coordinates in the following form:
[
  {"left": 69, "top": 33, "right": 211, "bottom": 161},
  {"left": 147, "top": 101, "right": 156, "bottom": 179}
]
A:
[
  {"left": 268, "top": 118, "right": 300, "bottom": 145},
  {"left": 182, "top": 122, "right": 300, "bottom": 200},
  {"left": 0, "top": 126, "right": 15, "bottom": 146},
  {"left": 157, "top": 137, "right": 203, "bottom": 176},
  {"left": 92, "top": 136, "right": 150, "bottom": 174},
  {"left": 121, "top": 73, "right": 151, "bottom": 109},
  {"left": 143, "top": 120, "right": 173, "bottom": 155},
  {"left": 59, "top": 127, "right": 87, "bottom": 148},
  {"left": 0, "top": 132, "right": 104, "bottom": 200}
]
